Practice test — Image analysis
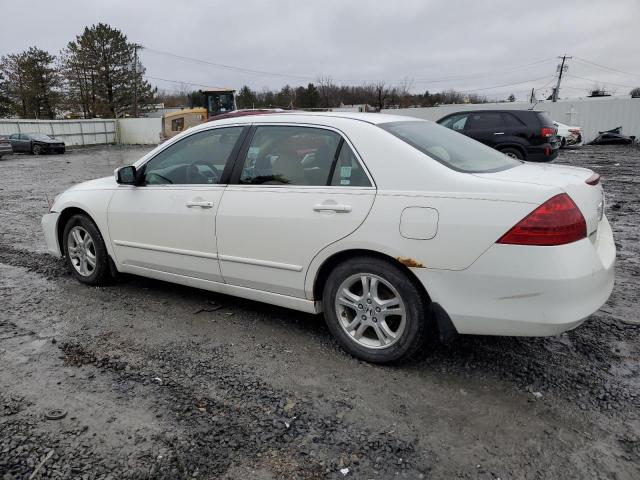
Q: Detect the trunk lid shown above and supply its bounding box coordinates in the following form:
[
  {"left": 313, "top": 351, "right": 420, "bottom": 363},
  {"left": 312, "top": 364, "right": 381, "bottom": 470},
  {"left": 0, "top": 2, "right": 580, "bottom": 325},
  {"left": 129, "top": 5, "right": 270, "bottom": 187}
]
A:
[{"left": 475, "top": 162, "right": 605, "bottom": 236}]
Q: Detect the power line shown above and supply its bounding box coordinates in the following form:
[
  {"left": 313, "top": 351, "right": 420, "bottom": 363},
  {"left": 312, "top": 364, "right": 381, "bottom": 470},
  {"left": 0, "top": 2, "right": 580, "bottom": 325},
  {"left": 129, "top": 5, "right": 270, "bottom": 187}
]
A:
[
  {"left": 460, "top": 75, "right": 555, "bottom": 93},
  {"left": 564, "top": 73, "right": 636, "bottom": 89},
  {"left": 146, "top": 75, "right": 229, "bottom": 90},
  {"left": 142, "top": 47, "right": 315, "bottom": 82},
  {"left": 573, "top": 56, "right": 640, "bottom": 80}
]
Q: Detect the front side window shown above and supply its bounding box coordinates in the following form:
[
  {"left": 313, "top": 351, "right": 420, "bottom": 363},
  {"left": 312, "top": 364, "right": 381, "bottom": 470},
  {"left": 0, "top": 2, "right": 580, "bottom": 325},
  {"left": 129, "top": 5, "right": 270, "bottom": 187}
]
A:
[
  {"left": 143, "top": 127, "right": 244, "bottom": 185},
  {"left": 380, "top": 121, "right": 520, "bottom": 173},
  {"left": 239, "top": 126, "right": 342, "bottom": 186}
]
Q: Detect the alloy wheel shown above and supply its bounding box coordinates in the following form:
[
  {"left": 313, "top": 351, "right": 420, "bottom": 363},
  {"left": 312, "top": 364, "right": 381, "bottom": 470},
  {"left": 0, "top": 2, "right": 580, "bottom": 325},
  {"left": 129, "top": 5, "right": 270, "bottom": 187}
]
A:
[
  {"left": 67, "top": 226, "right": 97, "bottom": 277},
  {"left": 334, "top": 273, "right": 407, "bottom": 349}
]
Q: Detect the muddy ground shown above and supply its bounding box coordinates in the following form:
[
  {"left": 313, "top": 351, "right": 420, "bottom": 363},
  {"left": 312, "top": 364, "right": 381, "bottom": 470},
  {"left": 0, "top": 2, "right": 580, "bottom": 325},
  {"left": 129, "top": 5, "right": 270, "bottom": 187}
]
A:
[{"left": 0, "top": 144, "right": 638, "bottom": 480}]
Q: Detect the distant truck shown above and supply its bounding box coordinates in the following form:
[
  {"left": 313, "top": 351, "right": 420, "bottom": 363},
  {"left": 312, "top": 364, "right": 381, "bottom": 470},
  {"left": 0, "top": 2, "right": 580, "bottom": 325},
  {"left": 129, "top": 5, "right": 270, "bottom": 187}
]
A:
[{"left": 161, "top": 88, "right": 236, "bottom": 140}]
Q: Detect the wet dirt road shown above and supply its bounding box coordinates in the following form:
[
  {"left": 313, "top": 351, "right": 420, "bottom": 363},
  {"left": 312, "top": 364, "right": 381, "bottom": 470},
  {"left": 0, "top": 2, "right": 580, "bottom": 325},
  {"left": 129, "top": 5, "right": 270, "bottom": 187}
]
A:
[{"left": 1, "top": 145, "right": 638, "bottom": 479}]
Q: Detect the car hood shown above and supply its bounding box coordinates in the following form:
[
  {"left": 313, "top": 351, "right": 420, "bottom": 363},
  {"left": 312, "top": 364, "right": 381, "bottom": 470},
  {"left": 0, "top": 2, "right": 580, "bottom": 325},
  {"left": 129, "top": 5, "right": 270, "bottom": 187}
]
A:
[{"left": 66, "top": 176, "right": 117, "bottom": 191}]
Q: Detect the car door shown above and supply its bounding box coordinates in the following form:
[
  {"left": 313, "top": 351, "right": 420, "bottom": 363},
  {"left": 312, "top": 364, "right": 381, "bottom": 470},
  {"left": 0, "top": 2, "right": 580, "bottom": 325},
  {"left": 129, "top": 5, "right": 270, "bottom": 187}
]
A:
[
  {"left": 108, "top": 126, "right": 247, "bottom": 282},
  {"left": 216, "top": 124, "right": 376, "bottom": 298},
  {"left": 10, "top": 134, "right": 27, "bottom": 152},
  {"left": 463, "top": 112, "right": 506, "bottom": 148}
]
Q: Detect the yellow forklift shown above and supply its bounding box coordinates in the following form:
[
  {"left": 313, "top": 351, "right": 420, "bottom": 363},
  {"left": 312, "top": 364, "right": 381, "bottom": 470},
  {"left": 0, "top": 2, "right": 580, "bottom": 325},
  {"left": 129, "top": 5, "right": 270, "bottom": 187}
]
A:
[{"left": 161, "top": 88, "right": 236, "bottom": 140}]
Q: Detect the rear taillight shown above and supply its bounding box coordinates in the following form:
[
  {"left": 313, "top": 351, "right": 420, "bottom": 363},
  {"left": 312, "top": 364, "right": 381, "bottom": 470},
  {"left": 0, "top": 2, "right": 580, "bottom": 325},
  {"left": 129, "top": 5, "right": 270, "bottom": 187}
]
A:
[
  {"left": 497, "top": 193, "right": 586, "bottom": 246},
  {"left": 540, "top": 127, "right": 556, "bottom": 138}
]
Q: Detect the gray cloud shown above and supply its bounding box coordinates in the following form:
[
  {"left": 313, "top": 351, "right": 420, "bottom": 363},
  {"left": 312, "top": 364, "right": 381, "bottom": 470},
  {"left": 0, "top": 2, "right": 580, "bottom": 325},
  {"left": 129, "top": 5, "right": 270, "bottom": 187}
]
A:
[{"left": 2, "top": 0, "right": 639, "bottom": 100}]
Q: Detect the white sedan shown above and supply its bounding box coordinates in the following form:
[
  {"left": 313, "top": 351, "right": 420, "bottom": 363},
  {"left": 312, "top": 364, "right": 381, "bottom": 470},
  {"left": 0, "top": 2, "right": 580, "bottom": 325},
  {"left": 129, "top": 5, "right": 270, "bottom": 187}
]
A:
[
  {"left": 554, "top": 121, "right": 583, "bottom": 147},
  {"left": 41, "top": 112, "right": 615, "bottom": 363}
]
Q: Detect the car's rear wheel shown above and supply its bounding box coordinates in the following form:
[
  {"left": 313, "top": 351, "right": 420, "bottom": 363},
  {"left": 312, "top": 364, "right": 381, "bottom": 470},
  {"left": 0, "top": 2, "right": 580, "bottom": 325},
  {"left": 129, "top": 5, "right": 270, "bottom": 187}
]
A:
[
  {"left": 322, "top": 257, "right": 430, "bottom": 363},
  {"left": 62, "top": 214, "right": 110, "bottom": 285},
  {"left": 500, "top": 147, "right": 524, "bottom": 159},
  {"left": 32, "top": 144, "right": 42, "bottom": 155}
]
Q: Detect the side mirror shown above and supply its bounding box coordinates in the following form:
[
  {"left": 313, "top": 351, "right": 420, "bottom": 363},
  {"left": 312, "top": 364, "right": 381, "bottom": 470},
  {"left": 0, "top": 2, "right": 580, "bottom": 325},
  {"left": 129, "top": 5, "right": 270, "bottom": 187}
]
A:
[{"left": 115, "top": 165, "right": 137, "bottom": 185}]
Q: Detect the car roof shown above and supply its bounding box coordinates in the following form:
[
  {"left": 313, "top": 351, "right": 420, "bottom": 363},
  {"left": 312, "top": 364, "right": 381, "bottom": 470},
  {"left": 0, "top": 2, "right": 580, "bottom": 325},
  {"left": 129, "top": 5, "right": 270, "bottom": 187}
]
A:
[{"left": 201, "top": 111, "right": 424, "bottom": 128}]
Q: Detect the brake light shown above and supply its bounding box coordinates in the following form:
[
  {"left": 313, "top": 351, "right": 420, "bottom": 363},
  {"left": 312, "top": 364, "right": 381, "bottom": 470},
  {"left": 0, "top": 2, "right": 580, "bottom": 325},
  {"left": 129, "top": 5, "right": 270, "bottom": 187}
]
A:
[
  {"left": 540, "top": 127, "right": 556, "bottom": 138},
  {"left": 497, "top": 193, "right": 586, "bottom": 246}
]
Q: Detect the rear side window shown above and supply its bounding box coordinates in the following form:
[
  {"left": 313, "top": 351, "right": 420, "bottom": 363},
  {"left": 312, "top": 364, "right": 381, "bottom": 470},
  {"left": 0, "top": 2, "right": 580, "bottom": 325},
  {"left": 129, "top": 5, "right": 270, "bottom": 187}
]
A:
[
  {"left": 240, "top": 126, "right": 341, "bottom": 186},
  {"left": 330, "top": 143, "right": 371, "bottom": 187},
  {"left": 380, "top": 121, "right": 521, "bottom": 173},
  {"left": 439, "top": 113, "right": 468, "bottom": 131},
  {"left": 466, "top": 112, "right": 504, "bottom": 129},
  {"left": 503, "top": 113, "right": 526, "bottom": 127}
]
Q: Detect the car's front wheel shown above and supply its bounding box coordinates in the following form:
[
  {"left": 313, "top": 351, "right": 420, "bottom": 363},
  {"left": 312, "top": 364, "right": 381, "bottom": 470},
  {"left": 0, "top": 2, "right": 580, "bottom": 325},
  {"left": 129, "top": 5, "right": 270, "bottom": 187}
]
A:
[
  {"left": 322, "top": 257, "right": 430, "bottom": 363},
  {"left": 62, "top": 214, "right": 111, "bottom": 285},
  {"left": 32, "top": 144, "right": 42, "bottom": 155}
]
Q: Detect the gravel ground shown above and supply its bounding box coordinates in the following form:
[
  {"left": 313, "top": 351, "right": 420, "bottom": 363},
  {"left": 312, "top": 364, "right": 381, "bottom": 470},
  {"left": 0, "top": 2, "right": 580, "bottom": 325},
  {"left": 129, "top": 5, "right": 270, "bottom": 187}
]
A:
[{"left": 0, "top": 144, "right": 638, "bottom": 480}]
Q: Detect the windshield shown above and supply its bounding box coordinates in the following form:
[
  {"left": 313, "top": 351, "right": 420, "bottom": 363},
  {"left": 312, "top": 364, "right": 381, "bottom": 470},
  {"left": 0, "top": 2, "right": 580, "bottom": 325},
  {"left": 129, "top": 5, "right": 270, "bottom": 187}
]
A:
[
  {"left": 207, "top": 92, "right": 235, "bottom": 116},
  {"left": 379, "top": 121, "right": 520, "bottom": 173},
  {"left": 29, "top": 133, "right": 54, "bottom": 141}
]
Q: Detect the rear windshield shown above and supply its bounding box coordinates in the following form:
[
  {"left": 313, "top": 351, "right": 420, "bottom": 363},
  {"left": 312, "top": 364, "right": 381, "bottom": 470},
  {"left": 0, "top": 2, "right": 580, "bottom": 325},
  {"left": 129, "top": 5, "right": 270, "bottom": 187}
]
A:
[{"left": 379, "top": 121, "right": 520, "bottom": 173}]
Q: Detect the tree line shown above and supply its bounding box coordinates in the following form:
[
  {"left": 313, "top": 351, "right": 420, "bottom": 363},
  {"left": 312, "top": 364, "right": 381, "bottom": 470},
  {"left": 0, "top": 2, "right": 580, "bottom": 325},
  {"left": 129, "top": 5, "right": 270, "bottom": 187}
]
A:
[
  {"left": 158, "top": 79, "right": 495, "bottom": 112},
  {"left": 0, "top": 23, "right": 154, "bottom": 119}
]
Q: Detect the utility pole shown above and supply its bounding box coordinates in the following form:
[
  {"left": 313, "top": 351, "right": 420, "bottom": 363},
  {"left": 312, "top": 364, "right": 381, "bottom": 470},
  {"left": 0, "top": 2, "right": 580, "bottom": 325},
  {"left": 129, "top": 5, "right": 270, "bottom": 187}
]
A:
[
  {"left": 529, "top": 87, "right": 535, "bottom": 104},
  {"left": 133, "top": 44, "right": 142, "bottom": 118},
  {"left": 552, "top": 54, "right": 571, "bottom": 102}
]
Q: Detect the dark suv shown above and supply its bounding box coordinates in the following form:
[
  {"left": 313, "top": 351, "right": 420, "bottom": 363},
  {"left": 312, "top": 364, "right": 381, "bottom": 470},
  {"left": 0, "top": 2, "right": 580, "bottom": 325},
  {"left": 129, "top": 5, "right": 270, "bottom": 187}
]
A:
[{"left": 436, "top": 110, "right": 559, "bottom": 162}]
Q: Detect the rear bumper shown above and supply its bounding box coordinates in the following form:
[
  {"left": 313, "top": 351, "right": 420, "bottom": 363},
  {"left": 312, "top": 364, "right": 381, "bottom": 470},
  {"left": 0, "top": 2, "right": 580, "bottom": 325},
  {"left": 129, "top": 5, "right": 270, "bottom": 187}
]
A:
[
  {"left": 41, "top": 212, "right": 62, "bottom": 257},
  {"left": 0, "top": 145, "right": 12, "bottom": 155},
  {"left": 526, "top": 144, "right": 559, "bottom": 162},
  {"left": 415, "top": 215, "right": 615, "bottom": 336}
]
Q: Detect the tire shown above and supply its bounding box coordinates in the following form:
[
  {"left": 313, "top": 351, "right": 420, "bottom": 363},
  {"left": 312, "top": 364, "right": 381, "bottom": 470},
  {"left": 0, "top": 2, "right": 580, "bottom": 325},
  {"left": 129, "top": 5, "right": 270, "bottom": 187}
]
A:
[
  {"left": 32, "top": 144, "right": 42, "bottom": 155},
  {"left": 62, "top": 214, "right": 111, "bottom": 285},
  {"left": 500, "top": 147, "right": 524, "bottom": 160},
  {"left": 322, "top": 256, "right": 430, "bottom": 364}
]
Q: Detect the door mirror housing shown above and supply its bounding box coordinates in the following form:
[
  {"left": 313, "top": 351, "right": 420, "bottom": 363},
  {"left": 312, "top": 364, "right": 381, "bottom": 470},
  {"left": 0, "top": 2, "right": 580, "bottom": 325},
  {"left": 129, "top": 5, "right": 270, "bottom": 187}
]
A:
[{"left": 115, "top": 165, "right": 137, "bottom": 185}]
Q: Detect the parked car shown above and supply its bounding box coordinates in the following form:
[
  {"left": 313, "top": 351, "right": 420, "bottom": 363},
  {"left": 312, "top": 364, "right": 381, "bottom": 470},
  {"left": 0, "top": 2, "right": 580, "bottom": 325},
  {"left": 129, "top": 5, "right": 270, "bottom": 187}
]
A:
[
  {"left": 8, "top": 133, "right": 66, "bottom": 155},
  {"left": 41, "top": 112, "right": 614, "bottom": 364},
  {"left": 437, "top": 110, "right": 560, "bottom": 162},
  {"left": 554, "top": 121, "right": 582, "bottom": 147},
  {"left": 0, "top": 135, "right": 13, "bottom": 158}
]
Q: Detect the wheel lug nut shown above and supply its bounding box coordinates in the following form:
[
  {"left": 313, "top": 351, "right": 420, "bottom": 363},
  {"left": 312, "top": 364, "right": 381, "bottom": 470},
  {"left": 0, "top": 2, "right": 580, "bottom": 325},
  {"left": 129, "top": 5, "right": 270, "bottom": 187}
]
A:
[
  {"left": 367, "top": 299, "right": 372, "bottom": 304},
  {"left": 372, "top": 317, "right": 377, "bottom": 322},
  {"left": 375, "top": 307, "right": 381, "bottom": 312},
  {"left": 361, "top": 315, "right": 366, "bottom": 320},
  {"left": 358, "top": 304, "right": 363, "bottom": 309}
]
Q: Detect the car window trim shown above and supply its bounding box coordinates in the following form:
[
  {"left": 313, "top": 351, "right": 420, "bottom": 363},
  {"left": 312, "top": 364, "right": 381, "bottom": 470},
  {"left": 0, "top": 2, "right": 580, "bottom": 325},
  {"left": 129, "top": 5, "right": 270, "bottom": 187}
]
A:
[
  {"left": 227, "top": 122, "right": 376, "bottom": 189},
  {"left": 137, "top": 124, "right": 250, "bottom": 187},
  {"left": 326, "top": 138, "right": 344, "bottom": 186}
]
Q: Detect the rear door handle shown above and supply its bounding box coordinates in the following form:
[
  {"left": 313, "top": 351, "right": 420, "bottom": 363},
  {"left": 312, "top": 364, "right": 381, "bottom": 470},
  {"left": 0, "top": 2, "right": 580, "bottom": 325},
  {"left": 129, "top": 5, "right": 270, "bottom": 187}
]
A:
[
  {"left": 313, "top": 203, "right": 352, "bottom": 213},
  {"left": 186, "top": 200, "right": 214, "bottom": 208},
  {"left": 493, "top": 132, "right": 505, "bottom": 135}
]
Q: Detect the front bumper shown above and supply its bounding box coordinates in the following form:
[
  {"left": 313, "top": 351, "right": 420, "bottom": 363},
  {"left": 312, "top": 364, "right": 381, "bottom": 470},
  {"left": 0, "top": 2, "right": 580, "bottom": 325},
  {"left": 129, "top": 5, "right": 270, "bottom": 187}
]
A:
[
  {"left": 41, "top": 212, "right": 62, "bottom": 257},
  {"left": 415, "top": 215, "right": 615, "bottom": 337}
]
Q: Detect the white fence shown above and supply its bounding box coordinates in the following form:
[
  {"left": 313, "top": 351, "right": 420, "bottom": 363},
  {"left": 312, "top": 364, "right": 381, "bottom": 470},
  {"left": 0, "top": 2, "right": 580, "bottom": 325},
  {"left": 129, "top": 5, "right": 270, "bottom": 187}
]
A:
[
  {"left": 0, "top": 118, "right": 161, "bottom": 146},
  {"left": 117, "top": 118, "right": 161, "bottom": 145},
  {"left": 384, "top": 97, "right": 640, "bottom": 144}
]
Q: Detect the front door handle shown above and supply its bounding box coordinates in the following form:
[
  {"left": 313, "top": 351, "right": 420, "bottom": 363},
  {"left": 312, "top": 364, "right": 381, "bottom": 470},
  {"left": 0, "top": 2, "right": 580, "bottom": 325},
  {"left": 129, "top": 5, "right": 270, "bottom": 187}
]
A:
[
  {"left": 313, "top": 203, "right": 352, "bottom": 213},
  {"left": 493, "top": 132, "right": 505, "bottom": 135},
  {"left": 186, "top": 200, "right": 214, "bottom": 209}
]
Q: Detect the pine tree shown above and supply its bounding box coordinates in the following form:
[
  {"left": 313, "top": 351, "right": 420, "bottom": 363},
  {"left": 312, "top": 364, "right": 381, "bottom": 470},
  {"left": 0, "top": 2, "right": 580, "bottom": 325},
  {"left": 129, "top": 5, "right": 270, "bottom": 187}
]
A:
[
  {"left": 61, "top": 23, "right": 154, "bottom": 118},
  {"left": 0, "top": 47, "right": 61, "bottom": 119}
]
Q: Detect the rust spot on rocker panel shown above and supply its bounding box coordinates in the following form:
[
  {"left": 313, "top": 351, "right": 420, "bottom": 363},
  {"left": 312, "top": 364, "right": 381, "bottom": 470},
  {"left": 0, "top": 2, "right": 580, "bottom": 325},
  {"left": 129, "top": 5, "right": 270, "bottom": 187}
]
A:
[{"left": 396, "top": 257, "right": 425, "bottom": 268}]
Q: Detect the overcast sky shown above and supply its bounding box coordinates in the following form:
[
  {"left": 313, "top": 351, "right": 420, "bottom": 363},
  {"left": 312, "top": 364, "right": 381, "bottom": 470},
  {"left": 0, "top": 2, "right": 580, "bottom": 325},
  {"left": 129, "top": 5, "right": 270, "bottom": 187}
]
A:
[{"left": 2, "top": 0, "right": 639, "bottom": 100}]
